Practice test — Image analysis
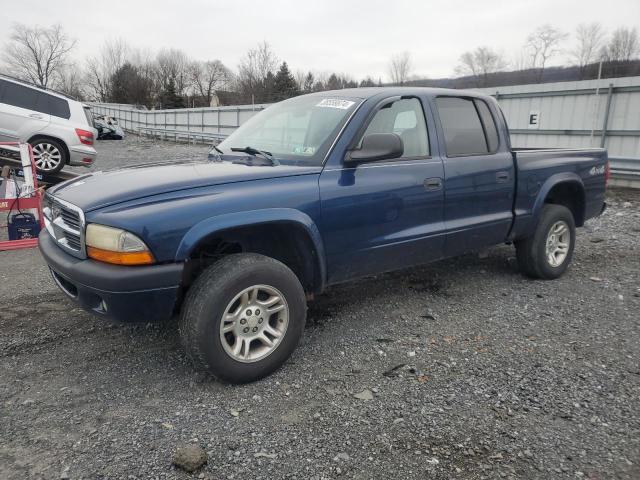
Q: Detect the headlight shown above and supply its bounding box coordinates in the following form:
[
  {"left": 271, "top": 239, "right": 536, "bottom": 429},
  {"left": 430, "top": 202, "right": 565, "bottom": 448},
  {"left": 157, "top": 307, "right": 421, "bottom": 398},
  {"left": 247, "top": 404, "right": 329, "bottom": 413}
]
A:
[{"left": 85, "top": 224, "right": 154, "bottom": 265}]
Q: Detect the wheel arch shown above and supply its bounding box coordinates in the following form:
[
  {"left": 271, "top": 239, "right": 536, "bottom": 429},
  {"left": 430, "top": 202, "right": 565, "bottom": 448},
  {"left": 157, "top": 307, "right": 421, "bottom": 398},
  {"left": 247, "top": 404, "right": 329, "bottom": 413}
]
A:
[
  {"left": 176, "top": 209, "right": 327, "bottom": 294},
  {"left": 533, "top": 173, "right": 586, "bottom": 227}
]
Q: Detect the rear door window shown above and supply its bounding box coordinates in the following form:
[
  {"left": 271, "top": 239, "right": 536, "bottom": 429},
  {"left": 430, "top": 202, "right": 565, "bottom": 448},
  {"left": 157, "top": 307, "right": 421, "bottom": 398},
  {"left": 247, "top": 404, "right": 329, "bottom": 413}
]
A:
[
  {"left": 436, "top": 97, "right": 499, "bottom": 156},
  {"left": 44, "top": 94, "right": 70, "bottom": 119}
]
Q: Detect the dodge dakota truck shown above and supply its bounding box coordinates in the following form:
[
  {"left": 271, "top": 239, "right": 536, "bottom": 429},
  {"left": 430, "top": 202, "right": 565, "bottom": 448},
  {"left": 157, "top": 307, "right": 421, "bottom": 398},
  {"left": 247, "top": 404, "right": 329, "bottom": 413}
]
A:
[{"left": 39, "top": 88, "right": 608, "bottom": 383}]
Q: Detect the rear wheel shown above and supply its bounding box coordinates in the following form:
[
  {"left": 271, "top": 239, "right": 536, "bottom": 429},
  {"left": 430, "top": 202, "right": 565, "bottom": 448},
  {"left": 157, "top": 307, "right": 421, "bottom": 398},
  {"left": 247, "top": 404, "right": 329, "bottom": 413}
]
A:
[
  {"left": 30, "top": 138, "right": 67, "bottom": 173},
  {"left": 515, "top": 204, "right": 576, "bottom": 279},
  {"left": 179, "top": 253, "right": 307, "bottom": 383}
]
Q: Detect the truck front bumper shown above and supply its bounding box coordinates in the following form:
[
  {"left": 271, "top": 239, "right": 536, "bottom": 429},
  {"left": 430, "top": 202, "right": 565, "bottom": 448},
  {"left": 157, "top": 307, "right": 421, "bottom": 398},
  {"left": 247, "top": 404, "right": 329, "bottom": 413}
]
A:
[{"left": 39, "top": 229, "right": 183, "bottom": 323}]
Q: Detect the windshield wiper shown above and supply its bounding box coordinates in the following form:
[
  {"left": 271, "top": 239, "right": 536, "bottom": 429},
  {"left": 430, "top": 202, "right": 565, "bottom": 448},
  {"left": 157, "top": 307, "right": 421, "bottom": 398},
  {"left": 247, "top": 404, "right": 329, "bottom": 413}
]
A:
[
  {"left": 209, "top": 143, "right": 224, "bottom": 161},
  {"left": 230, "top": 146, "right": 279, "bottom": 166}
]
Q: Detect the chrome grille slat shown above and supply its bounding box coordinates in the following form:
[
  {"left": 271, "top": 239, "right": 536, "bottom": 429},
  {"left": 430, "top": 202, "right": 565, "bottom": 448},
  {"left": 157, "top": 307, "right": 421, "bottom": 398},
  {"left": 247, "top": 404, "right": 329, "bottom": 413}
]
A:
[
  {"left": 60, "top": 210, "right": 80, "bottom": 229},
  {"left": 43, "top": 194, "right": 86, "bottom": 259},
  {"left": 65, "top": 234, "right": 81, "bottom": 250}
]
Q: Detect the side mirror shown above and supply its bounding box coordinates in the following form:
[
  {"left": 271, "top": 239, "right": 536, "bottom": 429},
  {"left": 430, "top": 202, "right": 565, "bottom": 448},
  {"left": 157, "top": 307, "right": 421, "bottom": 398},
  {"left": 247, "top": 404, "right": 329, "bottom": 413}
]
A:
[{"left": 345, "top": 133, "right": 404, "bottom": 164}]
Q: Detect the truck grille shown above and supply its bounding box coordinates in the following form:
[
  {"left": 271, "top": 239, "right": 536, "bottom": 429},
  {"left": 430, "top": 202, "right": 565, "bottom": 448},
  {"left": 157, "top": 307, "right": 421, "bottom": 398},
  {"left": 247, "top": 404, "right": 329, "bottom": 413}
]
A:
[{"left": 43, "top": 194, "right": 86, "bottom": 259}]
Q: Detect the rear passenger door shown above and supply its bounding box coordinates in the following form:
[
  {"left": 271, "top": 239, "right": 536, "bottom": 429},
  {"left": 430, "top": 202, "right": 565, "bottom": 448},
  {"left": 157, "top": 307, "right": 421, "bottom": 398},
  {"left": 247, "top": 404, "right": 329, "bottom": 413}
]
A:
[
  {"left": 433, "top": 96, "right": 514, "bottom": 256},
  {"left": 0, "top": 79, "right": 50, "bottom": 141}
]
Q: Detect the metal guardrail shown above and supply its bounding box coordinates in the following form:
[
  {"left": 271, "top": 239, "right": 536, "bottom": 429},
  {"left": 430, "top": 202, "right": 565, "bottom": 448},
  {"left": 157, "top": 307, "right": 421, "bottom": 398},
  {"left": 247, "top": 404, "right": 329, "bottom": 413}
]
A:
[
  {"left": 137, "top": 126, "right": 227, "bottom": 144},
  {"left": 609, "top": 157, "right": 640, "bottom": 188},
  {"left": 610, "top": 157, "right": 640, "bottom": 174}
]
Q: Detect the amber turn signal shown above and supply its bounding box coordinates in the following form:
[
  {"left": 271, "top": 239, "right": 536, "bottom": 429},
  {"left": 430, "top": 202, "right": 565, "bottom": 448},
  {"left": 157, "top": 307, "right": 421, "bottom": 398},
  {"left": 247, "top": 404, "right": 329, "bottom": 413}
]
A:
[{"left": 87, "top": 246, "right": 155, "bottom": 266}]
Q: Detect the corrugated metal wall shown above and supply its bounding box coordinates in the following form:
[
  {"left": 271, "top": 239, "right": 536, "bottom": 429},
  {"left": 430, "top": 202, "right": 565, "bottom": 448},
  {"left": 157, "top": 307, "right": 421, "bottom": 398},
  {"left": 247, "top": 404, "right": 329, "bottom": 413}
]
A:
[{"left": 475, "top": 76, "right": 640, "bottom": 159}]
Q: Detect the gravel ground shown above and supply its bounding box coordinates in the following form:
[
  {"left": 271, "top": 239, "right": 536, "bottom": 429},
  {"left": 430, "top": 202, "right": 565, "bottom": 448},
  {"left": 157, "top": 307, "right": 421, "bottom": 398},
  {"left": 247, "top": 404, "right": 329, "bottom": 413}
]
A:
[
  {"left": 1, "top": 137, "right": 639, "bottom": 480},
  {"left": 68, "top": 136, "right": 212, "bottom": 172}
]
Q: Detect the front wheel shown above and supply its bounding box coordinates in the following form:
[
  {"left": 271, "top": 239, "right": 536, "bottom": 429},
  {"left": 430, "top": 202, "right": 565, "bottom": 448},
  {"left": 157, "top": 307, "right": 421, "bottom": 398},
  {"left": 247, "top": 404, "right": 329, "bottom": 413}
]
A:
[
  {"left": 179, "top": 253, "right": 307, "bottom": 383},
  {"left": 515, "top": 204, "right": 576, "bottom": 280}
]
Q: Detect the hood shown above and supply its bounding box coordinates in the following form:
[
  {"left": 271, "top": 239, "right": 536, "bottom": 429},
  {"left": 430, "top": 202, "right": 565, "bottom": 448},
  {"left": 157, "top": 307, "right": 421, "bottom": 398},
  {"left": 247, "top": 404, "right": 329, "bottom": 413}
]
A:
[{"left": 50, "top": 159, "right": 321, "bottom": 211}]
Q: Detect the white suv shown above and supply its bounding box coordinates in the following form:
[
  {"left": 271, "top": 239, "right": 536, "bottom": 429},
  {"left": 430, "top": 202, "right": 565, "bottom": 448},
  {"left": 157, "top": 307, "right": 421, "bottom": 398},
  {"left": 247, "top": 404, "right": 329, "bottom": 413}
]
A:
[{"left": 0, "top": 75, "right": 97, "bottom": 173}]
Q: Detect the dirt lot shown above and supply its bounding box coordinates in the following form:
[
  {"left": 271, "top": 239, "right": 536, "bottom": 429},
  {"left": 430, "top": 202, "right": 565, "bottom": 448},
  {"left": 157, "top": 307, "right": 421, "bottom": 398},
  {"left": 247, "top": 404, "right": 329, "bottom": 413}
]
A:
[{"left": 1, "top": 137, "right": 639, "bottom": 479}]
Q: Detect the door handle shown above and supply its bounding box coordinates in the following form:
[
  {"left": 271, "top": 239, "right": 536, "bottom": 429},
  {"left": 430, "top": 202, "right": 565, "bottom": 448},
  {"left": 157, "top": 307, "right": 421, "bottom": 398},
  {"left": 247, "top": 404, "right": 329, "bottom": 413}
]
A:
[
  {"left": 29, "top": 113, "right": 43, "bottom": 119},
  {"left": 423, "top": 177, "right": 442, "bottom": 191},
  {"left": 496, "top": 171, "right": 510, "bottom": 183}
]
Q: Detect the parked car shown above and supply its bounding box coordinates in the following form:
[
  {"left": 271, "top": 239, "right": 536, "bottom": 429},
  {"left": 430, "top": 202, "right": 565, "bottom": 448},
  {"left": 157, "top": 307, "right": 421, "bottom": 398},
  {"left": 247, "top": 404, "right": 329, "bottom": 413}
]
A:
[
  {"left": 94, "top": 115, "right": 124, "bottom": 140},
  {"left": 39, "top": 88, "right": 608, "bottom": 383},
  {"left": 0, "top": 75, "right": 97, "bottom": 173}
]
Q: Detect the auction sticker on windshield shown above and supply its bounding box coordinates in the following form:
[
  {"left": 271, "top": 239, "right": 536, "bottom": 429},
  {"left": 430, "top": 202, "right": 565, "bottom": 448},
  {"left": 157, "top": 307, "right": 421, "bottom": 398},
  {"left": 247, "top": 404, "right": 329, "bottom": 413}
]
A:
[
  {"left": 316, "top": 98, "right": 355, "bottom": 109},
  {"left": 293, "top": 146, "right": 316, "bottom": 155}
]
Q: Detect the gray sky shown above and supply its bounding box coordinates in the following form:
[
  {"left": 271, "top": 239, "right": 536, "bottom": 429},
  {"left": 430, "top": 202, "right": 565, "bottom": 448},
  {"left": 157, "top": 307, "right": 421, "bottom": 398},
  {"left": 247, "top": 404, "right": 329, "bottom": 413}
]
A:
[{"left": 1, "top": 0, "right": 639, "bottom": 80}]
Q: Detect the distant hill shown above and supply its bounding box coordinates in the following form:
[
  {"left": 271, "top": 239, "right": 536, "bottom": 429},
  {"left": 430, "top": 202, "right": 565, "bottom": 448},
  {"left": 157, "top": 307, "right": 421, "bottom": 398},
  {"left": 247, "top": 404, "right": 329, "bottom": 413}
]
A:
[{"left": 404, "top": 59, "right": 640, "bottom": 90}]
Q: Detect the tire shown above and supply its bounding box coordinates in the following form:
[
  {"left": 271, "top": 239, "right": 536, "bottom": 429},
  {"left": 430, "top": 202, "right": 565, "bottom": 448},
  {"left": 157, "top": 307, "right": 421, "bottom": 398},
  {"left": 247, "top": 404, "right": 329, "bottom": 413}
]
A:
[
  {"left": 515, "top": 204, "right": 576, "bottom": 280},
  {"left": 179, "top": 253, "right": 307, "bottom": 383},
  {"left": 30, "top": 138, "right": 67, "bottom": 174}
]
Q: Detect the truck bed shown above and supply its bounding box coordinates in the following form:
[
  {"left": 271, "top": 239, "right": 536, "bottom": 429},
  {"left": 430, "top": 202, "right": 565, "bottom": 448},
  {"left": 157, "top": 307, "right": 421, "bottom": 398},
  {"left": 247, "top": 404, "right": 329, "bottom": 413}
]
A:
[{"left": 510, "top": 147, "right": 607, "bottom": 239}]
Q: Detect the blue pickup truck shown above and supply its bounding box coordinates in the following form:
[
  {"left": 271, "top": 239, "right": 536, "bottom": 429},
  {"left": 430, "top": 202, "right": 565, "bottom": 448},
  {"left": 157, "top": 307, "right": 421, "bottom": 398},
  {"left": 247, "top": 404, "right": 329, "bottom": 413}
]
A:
[{"left": 39, "top": 88, "right": 608, "bottom": 382}]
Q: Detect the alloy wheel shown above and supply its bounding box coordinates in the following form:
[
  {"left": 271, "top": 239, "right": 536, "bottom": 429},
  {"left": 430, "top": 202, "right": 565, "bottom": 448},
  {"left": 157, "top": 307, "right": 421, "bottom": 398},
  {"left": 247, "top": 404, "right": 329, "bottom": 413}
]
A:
[
  {"left": 219, "top": 284, "right": 289, "bottom": 363},
  {"left": 33, "top": 143, "right": 62, "bottom": 171},
  {"left": 545, "top": 220, "right": 570, "bottom": 267}
]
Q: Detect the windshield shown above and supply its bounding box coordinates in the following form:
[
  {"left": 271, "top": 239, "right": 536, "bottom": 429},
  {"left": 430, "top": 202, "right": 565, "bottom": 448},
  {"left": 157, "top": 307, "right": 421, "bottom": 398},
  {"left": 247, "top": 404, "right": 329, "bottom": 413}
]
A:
[{"left": 218, "top": 95, "right": 361, "bottom": 166}]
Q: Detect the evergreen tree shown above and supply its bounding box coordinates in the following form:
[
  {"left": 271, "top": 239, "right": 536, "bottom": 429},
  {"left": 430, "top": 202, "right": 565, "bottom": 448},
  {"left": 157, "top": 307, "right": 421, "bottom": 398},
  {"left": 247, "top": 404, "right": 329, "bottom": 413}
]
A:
[
  {"left": 303, "top": 72, "right": 315, "bottom": 92},
  {"left": 273, "top": 62, "right": 300, "bottom": 101},
  {"left": 160, "top": 78, "right": 185, "bottom": 109},
  {"left": 359, "top": 76, "right": 376, "bottom": 87},
  {"left": 262, "top": 71, "right": 276, "bottom": 102},
  {"left": 326, "top": 73, "right": 341, "bottom": 90},
  {"left": 109, "top": 62, "right": 152, "bottom": 105}
]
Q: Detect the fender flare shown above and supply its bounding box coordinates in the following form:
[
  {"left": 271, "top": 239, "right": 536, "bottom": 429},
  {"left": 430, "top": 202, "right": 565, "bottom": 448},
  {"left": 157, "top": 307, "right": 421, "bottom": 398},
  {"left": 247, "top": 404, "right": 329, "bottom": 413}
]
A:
[
  {"left": 175, "top": 208, "right": 327, "bottom": 289},
  {"left": 531, "top": 172, "right": 585, "bottom": 223}
]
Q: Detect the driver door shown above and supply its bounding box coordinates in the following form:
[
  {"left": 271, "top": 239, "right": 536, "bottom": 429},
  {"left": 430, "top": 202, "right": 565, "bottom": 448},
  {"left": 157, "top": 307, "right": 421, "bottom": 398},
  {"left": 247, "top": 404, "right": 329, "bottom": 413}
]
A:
[{"left": 319, "top": 96, "right": 445, "bottom": 283}]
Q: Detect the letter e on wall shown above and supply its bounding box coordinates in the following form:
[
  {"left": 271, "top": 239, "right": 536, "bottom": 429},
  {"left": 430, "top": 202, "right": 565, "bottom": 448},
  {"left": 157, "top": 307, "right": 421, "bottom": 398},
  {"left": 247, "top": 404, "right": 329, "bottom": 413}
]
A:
[{"left": 528, "top": 110, "right": 540, "bottom": 130}]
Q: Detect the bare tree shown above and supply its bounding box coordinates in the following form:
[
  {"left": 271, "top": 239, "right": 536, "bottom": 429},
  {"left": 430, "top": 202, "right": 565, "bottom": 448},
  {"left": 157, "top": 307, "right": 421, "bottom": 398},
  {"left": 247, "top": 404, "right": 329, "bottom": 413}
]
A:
[
  {"left": 156, "top": 48, "right": 191, "bottom": 96},
  {"left": 238, "top": 41, "right": 278, "bottom": 84},
  {"left": 388, "top": 51, "right": 412, "bottom": 85},
  {"left": 129, "top": 47, "right": 160, "bottom": 106},
  {"left": 53, "top": 63, "right": 85, "bottom": 99},
  {"left": 85, "top": 39, "right": 129, "bottom": 101},
  {"left": 571, "top": 23, "right": 606, "bottom": 77},
  {"left": 511, "top": 50, "right": 530, "bottom": 72},
  {"left": 190, "top": 60, "right": 231, "bottom": 106},
  {"left": 294, "top": 69, "right": 307, "bottom": 92},
  {"left": 525, "top": 24, "right": 568, "bottom": 80},
  {"left": 455, "top": 47, "right": 507, "bottom": 86},
  {"left": 602, "top": 27, "right": 640, "bottom": 61},
  {"left": 1, "top": 23, "right": 75, "bottom": 88},
  {"left": 237, "top": 41, "right": 279, "bottom": 102}
]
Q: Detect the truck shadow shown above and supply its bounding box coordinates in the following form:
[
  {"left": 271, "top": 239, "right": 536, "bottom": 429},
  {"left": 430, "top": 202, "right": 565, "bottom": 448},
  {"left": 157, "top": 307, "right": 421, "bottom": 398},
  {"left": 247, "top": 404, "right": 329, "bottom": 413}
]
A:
[{"left": 306, "top": 245, "right": 516, "bottom": 329}]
